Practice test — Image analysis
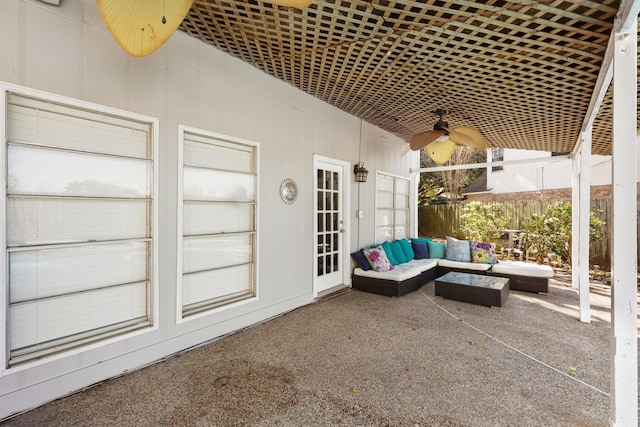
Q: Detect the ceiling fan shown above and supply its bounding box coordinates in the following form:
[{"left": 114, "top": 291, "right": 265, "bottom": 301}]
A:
[
  {"left": 97, "top": 0, "right": 313, "bottom": 58},
  {"left": 402, "top": 109, "right": 487, "bottom": 164}
]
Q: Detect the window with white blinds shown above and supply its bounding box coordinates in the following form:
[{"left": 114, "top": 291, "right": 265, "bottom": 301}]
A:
[
  {"left": 180, "top": 127, "right": 258, "bottom": 318},
  {"left": 5, "top": 92, "right": 155, "bottom": 367},
  {"left": 375, "top": 172, "right": 410, "bottom": 243}
]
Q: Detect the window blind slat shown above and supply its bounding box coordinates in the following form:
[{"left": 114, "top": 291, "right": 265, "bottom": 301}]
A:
[
  {"left": 10, "top": 242, "right": 148, "bottom": 303},
  {"left": 7, "top": 198, "right": 149, "bottom": 246},
  {"left": 10, "top": 281, "right": 148, "bottom": 351},
  {"left": 183, "top": 167, "right": 255, "bottom": 202},
  {"left": 184, "top": 137, "right": 252, "bottom": 172},
  {"left": 182, "top": 265, "right": 251, "bottom": 306},
  {"left": 8, "top": 145, "right": 151, "bottom": 198},
  {"left": 8, "top": 104, "right": 149, "bottom": 159},
  {"left": 183, "top": 235, "right": 252, "bottom": 274},
  {"left": 183, "top": 201, "right": 254, "bottom": 236}
]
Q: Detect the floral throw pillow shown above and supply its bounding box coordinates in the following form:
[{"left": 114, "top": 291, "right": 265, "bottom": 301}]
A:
[
  {"left": 471, "top": 241, "right": 498, "bottom": 264},
  {"left": 363, "top": 245, "right": 393, "bottom": 272}
]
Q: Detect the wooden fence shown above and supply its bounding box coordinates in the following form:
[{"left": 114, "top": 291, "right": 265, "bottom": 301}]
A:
[{"left": 419, "top": 199, "right": 616, "bottom": 268}]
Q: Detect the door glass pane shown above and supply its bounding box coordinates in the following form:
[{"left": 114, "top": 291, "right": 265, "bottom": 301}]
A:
[
  {"left": 317, "top": 190, "right": 324, "bottom": 209},
  {"left": 317, "top": 169, "right": 323, "bottom": 189},
  {"left": 332, "top": 192, "right": 338, "bottom": 211},
  {"left": 332, "top": 171, "right": 338, "bottom": 190},
  {"left": 325, "top": 255, "right": 332, "bottom": 273},
  {"left": 317, "top": 213, "right": 324, "bottom": 232}
]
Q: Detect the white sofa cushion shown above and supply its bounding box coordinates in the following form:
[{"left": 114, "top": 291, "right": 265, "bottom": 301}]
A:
[
  {"left": 353, "top": 263, "right": 422, "bottom": 281},
  {"left": 405, "top": 258, "right": 438, "bottom": 272},
  {"left": 437, "top": 258, "right": 492, "bottom": 271},
  {"left": 490, "top": 261, "right": 553, "bottom": 278}
]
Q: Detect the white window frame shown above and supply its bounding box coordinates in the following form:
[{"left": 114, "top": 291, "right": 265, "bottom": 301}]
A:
[
  {"left": 177, "top": 125, "right": 259, "bottom": 322},
  {"left": 0, "top": 83, "right": 159, "bottom": 370},
  {"left": 374, "top": 171, "right": 411, "bottom": 242}
]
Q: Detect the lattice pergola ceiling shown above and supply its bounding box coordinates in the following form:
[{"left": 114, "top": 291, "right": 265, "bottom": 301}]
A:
[{"left": 180, "top": 0, "right": 630, "bottom": 156}]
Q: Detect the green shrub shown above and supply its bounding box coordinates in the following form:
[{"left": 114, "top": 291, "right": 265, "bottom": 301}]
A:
[
  {"left": 460, "top": 202, "right": 508, "bottom": 242},
  {"left": 519, "top": 201, "right": 605, "bottom": 263}
]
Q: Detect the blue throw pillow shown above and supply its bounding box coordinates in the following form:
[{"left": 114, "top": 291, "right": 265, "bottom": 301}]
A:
[
  {"left": 412, "top": 237, "right": 433, "bottom": 245},
  {"left": 398, "top": 239, "right": 415, "bottom": 261},
  {"left": 351, "top": 250, "right": 371, "bottom": 271},
  {"left": 412, "top": 240, "right": 429, "bottom": 259},
  {"left": 390, "top": 240, "right": 408, "bottom": 264},
  {"left": 427, "top": 240, "right": 446, "bottom": 259},
  {"left": 445, "top": 236, "right": 471, "bottom": 262}
]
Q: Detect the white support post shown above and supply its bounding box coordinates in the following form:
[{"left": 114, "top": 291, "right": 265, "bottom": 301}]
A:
[
  {"left": 578, "top": 129, "right": 592, "bottom": 323},
  {"left": 610, "top": 17, "right": 638, "bottom": 427},
  {"left": 571, "top": 153, "right": 580, "bottom": 290}
]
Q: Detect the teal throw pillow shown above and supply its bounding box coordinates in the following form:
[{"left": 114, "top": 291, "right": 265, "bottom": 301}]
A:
[
  {"left": 398, "top": 239, "right": 415, "bottom": 261},
  {"left": 380, "top": 241, "right": 399, "bottom": 265},
  {"left": 390, "top": 240, "right": 408, "bottom": 264},
  {"left": 427, "top": 240, "right": 446, "bottom": 259}
]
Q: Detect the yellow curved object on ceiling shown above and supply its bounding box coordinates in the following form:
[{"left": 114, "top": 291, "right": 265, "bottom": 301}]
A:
[
  {"left": 450, "top": 125, "right": 487, "bottom": 149},
  {"left": 97, "top": 0, "right": 194, "bottom": 57},
  {"left": 425, "top": 138, "right": 457, "bottom": 164}
]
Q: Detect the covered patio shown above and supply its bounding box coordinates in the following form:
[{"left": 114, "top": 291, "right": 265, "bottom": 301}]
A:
[
  {"left": 1, "top": 0, "right": 639, "bottom": 424},
  {"left": 3, "top": 275, "right": 626, "bottom": 426}
]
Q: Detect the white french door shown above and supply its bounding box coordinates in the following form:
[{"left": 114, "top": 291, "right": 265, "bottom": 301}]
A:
[{"left": 313, "top": 156, "right": 349, "bottom": 296}]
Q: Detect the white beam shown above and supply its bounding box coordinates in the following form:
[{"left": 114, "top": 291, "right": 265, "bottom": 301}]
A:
[
  {"left": 610, "top": 16, "right": 638, "bottom": 426},
  {"left": 578, "top": 129, "right": 592, "bottom": 323},
  {"left": 571, "top": 155, "right": 580, "bottom": 290},
  {"left": 416, "top": 154, "right": 570, "bottom": 173},
  {"left": 573, "top": 0, "right": 640, "bottom": 155}
]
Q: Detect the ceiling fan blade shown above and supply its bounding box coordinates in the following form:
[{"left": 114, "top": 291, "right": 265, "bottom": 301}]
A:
[
  {"left": 409, "top": 130, "right": 447, "bottom": 151},
  {"left": 268, "top": 0, "right": 314, "bottom": 6},
  {"left": 451, "top": 125, "right": 487, "bottom": 149},
  {"left": 443, "top": 127, "right": 476, "bottom": 148},
  {"left": 401, "top": 144, "right": 412, "bottom": 157},
  {"left": 97, "top": 0, "right": 194, "bottom": 57},
  {"left": 425, "top": 138, "right": 457, "bottom": 165}
]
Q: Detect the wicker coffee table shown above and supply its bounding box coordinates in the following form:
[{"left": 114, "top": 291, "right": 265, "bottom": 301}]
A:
[{"left": 435, "top": 271, "right": 509, "bottom": 307}]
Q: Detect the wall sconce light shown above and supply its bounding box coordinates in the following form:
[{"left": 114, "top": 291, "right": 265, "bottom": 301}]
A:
[{"left": 354, "top": 162, "right": 369, "bottom": 183}]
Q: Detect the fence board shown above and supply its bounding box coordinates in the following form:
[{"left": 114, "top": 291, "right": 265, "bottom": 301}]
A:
[{"left": 419, "top": 199, "right": 614, "bottom": 268}]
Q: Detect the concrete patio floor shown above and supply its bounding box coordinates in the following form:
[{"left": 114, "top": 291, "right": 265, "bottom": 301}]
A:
[{"left": 2, "top": 272, "right": 636, "bottom": 426}]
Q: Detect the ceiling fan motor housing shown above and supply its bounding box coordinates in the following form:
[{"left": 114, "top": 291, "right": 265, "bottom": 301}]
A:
[
  {"left": 434, "top": 120, "right": 448, "bottom": 131},
  {"left": 433, "top": 108, "right": 448, "bottom": 131}
]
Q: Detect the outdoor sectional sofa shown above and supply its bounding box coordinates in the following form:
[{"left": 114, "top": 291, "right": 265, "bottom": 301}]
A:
[{"left": 351, "top": 237, "right": 554, "bottom": 297}]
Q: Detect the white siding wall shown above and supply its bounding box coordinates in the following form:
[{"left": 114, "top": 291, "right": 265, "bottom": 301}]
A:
[
  {"left": 487, "top": 148, "right": 619, "bottom": 194},
  {"left": 0, "top": 0, "right": 418, "bottom": 418}
]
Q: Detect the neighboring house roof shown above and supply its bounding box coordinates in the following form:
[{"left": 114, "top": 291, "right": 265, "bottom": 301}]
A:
[{"left": 462, "top": 170, "right": 490, "bottom": 195}]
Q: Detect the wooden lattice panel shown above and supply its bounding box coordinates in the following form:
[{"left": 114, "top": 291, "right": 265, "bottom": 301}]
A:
[{"left": 180, "top": 0, "right": 621, "bottom": 155}]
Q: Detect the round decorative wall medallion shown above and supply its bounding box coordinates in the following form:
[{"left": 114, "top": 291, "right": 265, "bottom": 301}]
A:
[{"left": 279, "top": 178, "right": 298, "bottom": 204}]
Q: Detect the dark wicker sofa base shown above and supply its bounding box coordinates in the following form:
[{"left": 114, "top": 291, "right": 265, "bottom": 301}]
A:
[
  {"left": 437, "top": 263, "right": 549, "bottom": 294},
  {"left": 487, "top": 271, "right": 548, "bottom": 293},
  {"left": 352, "top": 268, "right": 436, "bottom": 297}
]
